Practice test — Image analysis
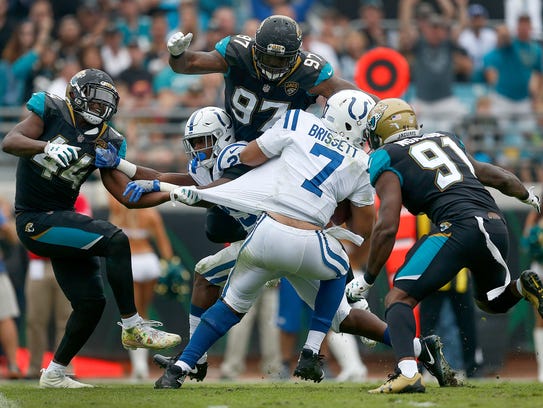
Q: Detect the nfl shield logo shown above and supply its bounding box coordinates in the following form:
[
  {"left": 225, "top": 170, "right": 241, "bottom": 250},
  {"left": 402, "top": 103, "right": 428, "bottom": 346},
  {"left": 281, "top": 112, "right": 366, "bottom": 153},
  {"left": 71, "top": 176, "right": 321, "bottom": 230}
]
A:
[{"left": 284, "top": 82, "right": 299, "bottom": 96}]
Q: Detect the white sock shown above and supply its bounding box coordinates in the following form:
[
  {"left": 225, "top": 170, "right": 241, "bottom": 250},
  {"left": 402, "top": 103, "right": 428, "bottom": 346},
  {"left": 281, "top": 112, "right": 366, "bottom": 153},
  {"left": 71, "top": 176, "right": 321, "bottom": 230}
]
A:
[
  {"left": 534, "top": 328, "right": 543, "bottom": 382},
  {"left": 46, "top": 361, "right": 67, "bottom": 374},
  {"left": 304, "top": 330, "right": 326, "bottom": 354},
  {"left": 398, "top": 359, "right": 419, "bottom": 378},
  {"left": 189, "top": 314, "right": 201, "bottom": 338},
  {"left": 413, "top": 338, "right": 422, "bottom": 358},
  {"left": 122, "top": 313, "right": 142, "bottom": 329},
  {"left": 175, "top": 360, "right": 192, "bottom": 372}
]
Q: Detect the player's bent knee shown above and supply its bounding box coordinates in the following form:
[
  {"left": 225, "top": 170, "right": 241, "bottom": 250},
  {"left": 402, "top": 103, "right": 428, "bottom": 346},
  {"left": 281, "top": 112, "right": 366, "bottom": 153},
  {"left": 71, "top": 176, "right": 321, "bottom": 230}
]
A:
[{"left": 73, "top": 297, "right": 106, "bottom": 323}]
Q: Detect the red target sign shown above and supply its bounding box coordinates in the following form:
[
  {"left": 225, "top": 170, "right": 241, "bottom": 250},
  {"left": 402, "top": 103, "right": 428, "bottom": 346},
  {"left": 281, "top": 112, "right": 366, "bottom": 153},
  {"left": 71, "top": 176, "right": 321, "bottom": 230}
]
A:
[{"left": 354, "top": 47, "right": 410, "bottom": 99}]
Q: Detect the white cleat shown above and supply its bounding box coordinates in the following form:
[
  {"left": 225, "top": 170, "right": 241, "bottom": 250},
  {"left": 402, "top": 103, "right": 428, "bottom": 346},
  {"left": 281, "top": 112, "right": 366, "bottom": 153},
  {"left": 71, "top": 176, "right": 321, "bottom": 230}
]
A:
[
  {"left": 39, "top": 369, "right": 93, "bottom": 388},
  {"left": 119, "top": 319, "right": 181, "bottom": 350}
]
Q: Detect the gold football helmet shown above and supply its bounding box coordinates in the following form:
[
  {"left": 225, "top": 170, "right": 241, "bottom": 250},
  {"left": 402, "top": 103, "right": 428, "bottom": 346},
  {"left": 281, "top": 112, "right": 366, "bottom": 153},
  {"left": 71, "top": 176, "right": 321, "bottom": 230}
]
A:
[{"left": 365, "top": 98, "right": 419, "bottom": 149}]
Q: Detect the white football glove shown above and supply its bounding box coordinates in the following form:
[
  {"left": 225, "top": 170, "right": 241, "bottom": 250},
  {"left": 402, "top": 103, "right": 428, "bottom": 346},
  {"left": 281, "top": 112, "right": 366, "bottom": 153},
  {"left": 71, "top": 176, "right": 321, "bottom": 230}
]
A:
[
  {"left": 44, "top": 141, "right": 80, "bottom": 168},
  {"left": 167, "top": 32, "right": 193, "bottom": 57},
  {"left": 523, "top": 186, "right": 541, "bottom": 213},
  {"left": 345, "top": 275, "right": 374, "bottom": 302},
  {"left": 170, "top": 186, "right": 201, "bottom": 205}
]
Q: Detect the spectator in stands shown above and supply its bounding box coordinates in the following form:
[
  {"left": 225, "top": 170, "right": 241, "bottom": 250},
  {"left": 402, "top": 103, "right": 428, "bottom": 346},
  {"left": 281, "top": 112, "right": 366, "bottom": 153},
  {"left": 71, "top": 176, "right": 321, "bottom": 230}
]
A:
[
  {"left": 78, "top": 44, "right": 104, "bottom": 71},
  {"left": 250, "top": 0, "right": 314, "bottom": 23},
  {"left": 458, "top": 3, "right": 497, "bottom": 84},
  {"left": 146, "top": 10, "right": 172, "bottom": 76},
  {"left": 483, "top": 16, "right": 543, "bottom": 135},
  {"left": 505, "top": 0, "right": 542, "bottom": 36},
  {"left": 25, "top": 40, "right": 58, "bottom": 95},
  {"left": 0, "top": 18, "right": 53, "bottom": 106},
  {"left": 338, "top": 29, "right": 368, "bottom": 83},
  {"left": 55, "top": 15, "right": 83, "bottom": 61},
  {"left": 118, "top": 41, "right": 154, "bottom": 91},
  {"left": 75, "top": 1, "right": 107, "bottom": 48},
  {"left": 116, "top": 0, "right": 152, "bottom": 51},
  {"left": 398, "top": 0, "right": 472, "bottom": 132},
  {"left": 0, "top": 0, "right": 16, "bottom": 56},
  {"left": 46, "top": 58, "right": 81, "bottom": 99},
  {"left": 101, "top": 24, "right": 132, "bottom": 79},
  {"left": 359, "top": 0, "right": 394, "bottom": 49},
  {"left": 0, "top": 199, "right": 22, "bottom": 379}
]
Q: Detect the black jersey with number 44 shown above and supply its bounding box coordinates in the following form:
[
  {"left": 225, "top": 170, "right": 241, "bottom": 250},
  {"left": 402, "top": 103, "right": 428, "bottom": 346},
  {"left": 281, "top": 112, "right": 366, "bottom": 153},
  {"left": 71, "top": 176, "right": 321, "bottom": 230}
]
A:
[
  {"left": 368, "top": 132, "right": 502, "bottom": 224},
  {"left": 15, "top": 92, "right": 126, "bottom": 212},
  {"left": 215, "top": 34, "right": 334, "bottom": 141}
]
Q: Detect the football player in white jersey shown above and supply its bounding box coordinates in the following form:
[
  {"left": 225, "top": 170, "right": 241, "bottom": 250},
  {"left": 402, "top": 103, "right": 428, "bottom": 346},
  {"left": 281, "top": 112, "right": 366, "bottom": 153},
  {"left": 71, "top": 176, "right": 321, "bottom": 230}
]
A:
[
  {"left": 98, "top": 92, "right": 456, "bottom": 388},
  {"left": 149, "top": 90, "right": 456, "bottom": 388}
]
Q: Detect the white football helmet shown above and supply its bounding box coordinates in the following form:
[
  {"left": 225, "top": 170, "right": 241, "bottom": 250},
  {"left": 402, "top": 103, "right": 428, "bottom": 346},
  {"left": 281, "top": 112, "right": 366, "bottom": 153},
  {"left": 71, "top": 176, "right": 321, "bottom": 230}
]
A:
[
  {"left": 321, "top": 90, "right": 376, "bottom": 145},
  {"left": 183, "top": 107, "right": 235, "bottom": 169}
]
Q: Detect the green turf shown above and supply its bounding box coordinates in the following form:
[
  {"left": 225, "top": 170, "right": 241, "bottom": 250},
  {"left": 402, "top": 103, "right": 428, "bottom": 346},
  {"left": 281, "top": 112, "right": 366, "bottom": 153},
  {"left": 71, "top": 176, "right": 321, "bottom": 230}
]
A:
[{"left": 1, "top": 380, "right": 542, "bottom": 408}]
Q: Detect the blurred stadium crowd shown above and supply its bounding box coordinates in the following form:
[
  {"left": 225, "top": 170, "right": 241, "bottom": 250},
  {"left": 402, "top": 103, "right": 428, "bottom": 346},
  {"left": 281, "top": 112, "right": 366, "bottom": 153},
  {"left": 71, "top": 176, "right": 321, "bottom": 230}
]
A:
[{"left": 0, "top": 0, "right": 542, "bottom": 180}]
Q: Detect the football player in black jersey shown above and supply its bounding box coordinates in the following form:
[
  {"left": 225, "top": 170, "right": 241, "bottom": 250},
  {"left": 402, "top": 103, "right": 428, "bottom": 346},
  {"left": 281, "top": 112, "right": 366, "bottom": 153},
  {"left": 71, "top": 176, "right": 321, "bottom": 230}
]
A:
[
  {"left": 1, "top": 69, "right": 181, "bottom": 388},
  {"left": 346, "top": 98, "right": 542, "bottom": 393}
]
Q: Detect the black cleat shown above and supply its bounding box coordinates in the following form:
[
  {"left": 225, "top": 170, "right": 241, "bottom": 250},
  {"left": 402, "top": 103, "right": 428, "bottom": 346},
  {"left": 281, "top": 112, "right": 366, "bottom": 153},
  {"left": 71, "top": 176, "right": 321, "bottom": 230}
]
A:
[
  {"left": 520, "top": 269, "right": 543, "bottom": 318},
  {"left": 293, "top": 348, "right": 325, "bottom": 383},
  {"left": 154, "top": 364, "right": 187, "bottom": 389},
  {"left": 419, "top": 335, "right": 459, "bottom": 387},
  {"left": 188, "top": 362, "right": 208, "bottom": 382},
  {"left": 153, "top": 353, "right": 208, "bottom": 382},
  {"left": 153, "top": 353, "right": 179, "bottom": 369}
]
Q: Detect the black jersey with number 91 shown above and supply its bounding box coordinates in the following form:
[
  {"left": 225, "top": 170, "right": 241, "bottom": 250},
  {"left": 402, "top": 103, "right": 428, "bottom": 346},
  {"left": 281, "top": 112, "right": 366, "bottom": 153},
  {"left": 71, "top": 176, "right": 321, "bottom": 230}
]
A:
[{"left": 368, "top": 132, "right": 501, "bottom": 224}]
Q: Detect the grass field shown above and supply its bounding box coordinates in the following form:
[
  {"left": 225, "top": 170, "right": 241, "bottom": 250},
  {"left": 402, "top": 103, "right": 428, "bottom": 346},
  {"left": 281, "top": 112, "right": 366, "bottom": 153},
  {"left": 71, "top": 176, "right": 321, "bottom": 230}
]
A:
[{"left": 1, "top": 380, "right": 543, "bottom": 408}]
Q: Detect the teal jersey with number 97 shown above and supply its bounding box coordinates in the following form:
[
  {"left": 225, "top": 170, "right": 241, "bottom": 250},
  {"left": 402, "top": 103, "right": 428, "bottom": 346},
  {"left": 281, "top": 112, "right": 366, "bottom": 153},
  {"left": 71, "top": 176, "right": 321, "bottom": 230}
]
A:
[
  {"left": 15, "top": 92, "right": 126, "bottom": 212},
  {"left": 215, "top": 35, "right": 334, "bottom": 142}
]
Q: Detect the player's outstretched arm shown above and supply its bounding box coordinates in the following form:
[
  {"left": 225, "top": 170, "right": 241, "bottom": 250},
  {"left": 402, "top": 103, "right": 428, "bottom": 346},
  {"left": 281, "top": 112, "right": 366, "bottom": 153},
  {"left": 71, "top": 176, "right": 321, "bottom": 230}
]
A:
[
  {"left": 167, "top": 31, "right": 228, "bottom": 74},
  {"left": 471, "top": 156, "right": 540, "bottom": 211},
  {"left": 2, "top": 113, "right": 47, "bottom": 156},
  {"left": 101, "top": 168, "right": 170, "bottom": 209}
]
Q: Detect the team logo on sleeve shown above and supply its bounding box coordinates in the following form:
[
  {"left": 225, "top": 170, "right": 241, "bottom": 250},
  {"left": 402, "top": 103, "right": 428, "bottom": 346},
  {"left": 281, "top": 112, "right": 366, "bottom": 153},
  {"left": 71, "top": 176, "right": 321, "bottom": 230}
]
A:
[
  {"left": 284, "top": 81, "right": 299, "bottom": 96},
  {"left": 95, "top": 139, "right": 108, "bottom": 149}
]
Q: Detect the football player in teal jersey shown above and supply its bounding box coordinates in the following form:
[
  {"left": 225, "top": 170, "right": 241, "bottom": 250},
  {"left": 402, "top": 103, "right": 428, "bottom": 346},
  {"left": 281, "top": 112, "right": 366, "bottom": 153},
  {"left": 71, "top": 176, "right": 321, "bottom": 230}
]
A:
[{"left": 1, "top": 69, "right": 181, "bottom": 389}]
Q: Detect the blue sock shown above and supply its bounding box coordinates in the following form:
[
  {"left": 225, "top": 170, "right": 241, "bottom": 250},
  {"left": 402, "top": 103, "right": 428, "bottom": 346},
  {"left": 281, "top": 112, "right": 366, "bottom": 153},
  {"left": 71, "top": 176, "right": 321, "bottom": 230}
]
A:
[
  {"left": 190, "top": 303, "right": 206, "bottom": 318},
  {"left": 382, "top": 327, "right": 391, "bottom": 347},
  {"left": 180, "top": 300, "right": 241, "bottom": 368},
  {"left": 310, "top": 275, "right": 347, "bottom": 333}
]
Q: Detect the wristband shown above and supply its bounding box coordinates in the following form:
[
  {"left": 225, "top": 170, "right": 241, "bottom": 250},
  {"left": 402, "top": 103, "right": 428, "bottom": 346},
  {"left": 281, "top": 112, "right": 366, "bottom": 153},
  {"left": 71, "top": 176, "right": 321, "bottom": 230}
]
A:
[
  {"left": 117, "top": 159, "right": 137, "bottom": 178},
  {"left": 363, "top": 271, "right": 376, "bottom": 285},
  {"left": 159, "top": 182, "right": 180, "bottom": 192}
]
